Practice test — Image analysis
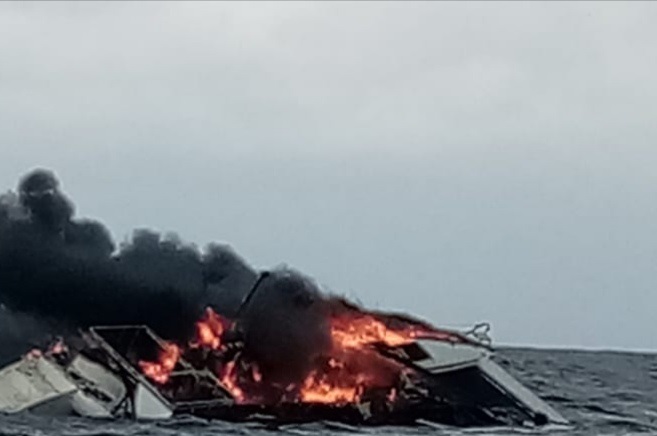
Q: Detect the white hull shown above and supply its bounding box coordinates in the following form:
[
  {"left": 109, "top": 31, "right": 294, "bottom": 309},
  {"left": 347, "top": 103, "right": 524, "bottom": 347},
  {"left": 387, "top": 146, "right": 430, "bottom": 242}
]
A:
[
  {"left": 413, "top": 338, "right": 568, "bottom": 425},
  {"left": 0, "top": 355, "right": 76, "bottom": 415}
]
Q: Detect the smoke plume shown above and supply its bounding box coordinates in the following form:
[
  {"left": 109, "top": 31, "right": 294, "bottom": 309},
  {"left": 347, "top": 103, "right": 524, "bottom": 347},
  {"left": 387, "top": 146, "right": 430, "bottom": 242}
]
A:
[
  {"left": 0, "top": 168, "right": 385, "bottom": 390},
  {"left": 0, "top": 169, "right": 259, "bottom": 357}
]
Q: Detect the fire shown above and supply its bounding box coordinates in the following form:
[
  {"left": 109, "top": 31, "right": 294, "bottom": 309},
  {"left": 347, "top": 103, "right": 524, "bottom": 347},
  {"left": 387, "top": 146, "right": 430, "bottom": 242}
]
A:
[
  {"left": 136, "top": 306, "right": 471, "bottom": 408},
  {"left": 295, "top": 313, "right": 412, "bottom": 405},
  {"left": 220, "top": 359, "right": 245, "bottom": 403},
  {"left": 300, "top": 370, "right": 363, "bottom": 404},
  {"left": 192, "top": 307, "right": 229, "bottom": 349},
  {"left": 138, "top": 342, "right": 180, "bottom": 384},
  {"left": 330, "top": 312, "right": 468, "bottom": 349},
  {"left": 330, "top": 315, "right": 417, "bottom": 349}
]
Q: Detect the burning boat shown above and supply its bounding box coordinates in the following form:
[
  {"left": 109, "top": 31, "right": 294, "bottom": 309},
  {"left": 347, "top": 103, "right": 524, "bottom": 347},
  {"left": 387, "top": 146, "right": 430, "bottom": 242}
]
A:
[
  {"left": 0, "top": 272, "right": 567, "bottom": 428},
  {"left": 0, "top": 169, "right": 567, "bottom": 428}
]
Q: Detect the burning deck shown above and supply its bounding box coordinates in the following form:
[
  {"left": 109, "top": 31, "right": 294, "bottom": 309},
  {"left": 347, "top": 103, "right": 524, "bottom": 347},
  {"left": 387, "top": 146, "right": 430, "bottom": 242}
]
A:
[{"left": 0, "top": 316, "right": 567, "bottom": 428}]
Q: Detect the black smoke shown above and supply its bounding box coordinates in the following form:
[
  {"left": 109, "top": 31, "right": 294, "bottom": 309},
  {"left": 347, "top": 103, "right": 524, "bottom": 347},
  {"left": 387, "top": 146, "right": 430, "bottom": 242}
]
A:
[
  {"left": 238, "top": 269, "right": 333, "bottom": 385},
  {"left": 0, "top": 169, "right": 259, "bottom": 358},
  {"left": 0, "top": 306, "right": 59, "bottom": 366},
  {"left": 0, "top": 168, "right": 363, "bottom": 389}
]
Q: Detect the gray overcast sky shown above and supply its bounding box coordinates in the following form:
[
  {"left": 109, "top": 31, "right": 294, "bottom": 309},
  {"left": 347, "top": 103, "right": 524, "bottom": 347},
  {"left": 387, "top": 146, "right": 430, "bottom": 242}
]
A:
[{"left": 1, "top": 2, "right": 656, "bottom": 351}]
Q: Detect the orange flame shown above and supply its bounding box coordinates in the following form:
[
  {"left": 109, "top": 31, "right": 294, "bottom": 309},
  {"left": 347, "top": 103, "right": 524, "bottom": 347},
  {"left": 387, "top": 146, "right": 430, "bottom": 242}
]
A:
[
  {"left": 192, "top": 307, "right": 229, "bottom": 349},
  {"left": 138, "top": 342, "right": 180, "bottom": 384},
  {"left": 296, "top": 314, "right": 414, "bottom": 405},
  {"left": 330, "top": 315, "right": 417, "bottom": 349},
  {"left": 220, "top": 359, "right": 246, "bottom": 403},
  {"left": 300, "top": 370, "right": 363, "bottom": 404},
  {"left": 136, "top": 306, "right": 470, "bottom": 407}
]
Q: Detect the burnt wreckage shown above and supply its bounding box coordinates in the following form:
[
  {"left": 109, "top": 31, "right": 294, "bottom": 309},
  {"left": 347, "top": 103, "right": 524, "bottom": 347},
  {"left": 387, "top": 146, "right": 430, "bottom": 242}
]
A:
[{"left": 0, "top": 272, "right": 567, "bottom": 428}]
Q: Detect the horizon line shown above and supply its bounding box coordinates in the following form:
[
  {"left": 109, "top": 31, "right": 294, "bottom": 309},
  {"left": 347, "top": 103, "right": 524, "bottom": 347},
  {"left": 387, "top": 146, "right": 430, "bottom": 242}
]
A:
[{"left": 499, "top": 342, "right": 657, "bottom": 355}]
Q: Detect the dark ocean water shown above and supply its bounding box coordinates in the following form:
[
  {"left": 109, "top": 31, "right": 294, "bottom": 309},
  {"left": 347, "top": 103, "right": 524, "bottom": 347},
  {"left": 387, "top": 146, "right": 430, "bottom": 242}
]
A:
[{"left": 1, "top": 347, "right": 656, "bottom": 436}]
